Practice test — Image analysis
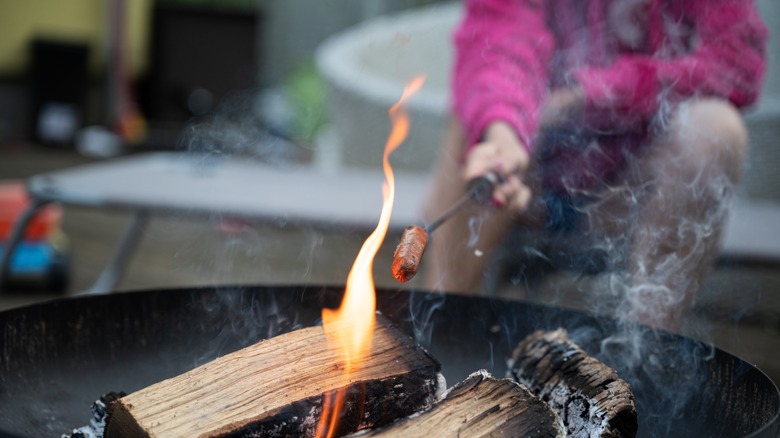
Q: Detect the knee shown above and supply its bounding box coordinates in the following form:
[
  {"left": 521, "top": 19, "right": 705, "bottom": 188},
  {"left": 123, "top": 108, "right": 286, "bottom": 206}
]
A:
[
  {"left": 670, "top": 98, "right": 749, "bottom": 160},
  {"left": 664, "top": 98, "right": 748, "bottom": 181}
]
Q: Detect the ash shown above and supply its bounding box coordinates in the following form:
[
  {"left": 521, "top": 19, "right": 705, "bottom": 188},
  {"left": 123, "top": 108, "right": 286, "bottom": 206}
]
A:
[{"left": 62, "top": 392, "right": 125, "bottom": 438}]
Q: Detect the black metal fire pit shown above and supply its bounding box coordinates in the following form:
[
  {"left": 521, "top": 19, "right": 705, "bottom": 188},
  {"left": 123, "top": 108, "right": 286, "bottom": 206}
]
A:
[{"left": 0, "top": 285, "right": 778, "bottom": 437}]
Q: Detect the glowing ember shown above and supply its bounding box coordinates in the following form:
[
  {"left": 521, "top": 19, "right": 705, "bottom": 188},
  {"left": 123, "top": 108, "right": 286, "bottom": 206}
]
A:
[{"left": 316, "top": 76, "right": 425, "bottom": 438}]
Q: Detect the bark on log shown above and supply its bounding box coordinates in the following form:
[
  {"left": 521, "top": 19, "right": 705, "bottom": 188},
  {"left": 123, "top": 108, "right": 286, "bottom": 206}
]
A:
[
  {"left": 352, "top": 370, "right": 565, "bottom": 437},
  {"left": 105, "top": 314, "right": 443, "bottom": 438},
  {"left": 508, "top": 329, "right": 638, "bottom": 438}
]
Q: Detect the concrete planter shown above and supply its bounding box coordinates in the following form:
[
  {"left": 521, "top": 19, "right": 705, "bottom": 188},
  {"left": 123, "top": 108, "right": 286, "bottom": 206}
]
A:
[{"left": 315, "top": 2, "right": 461, "bottom": 172}]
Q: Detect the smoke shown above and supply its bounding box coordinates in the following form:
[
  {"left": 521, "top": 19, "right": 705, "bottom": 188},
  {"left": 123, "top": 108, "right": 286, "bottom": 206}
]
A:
[
  {"left": 187, "top": 286, "right": 315, "bottom": 370},
  {"left": 177, "top": 89, "right": 301, "bottom": 166},
  {"left": 466, "top": 214, "right": 484, "bottom": 248},
  {"left": 219, "top": 287, "right": 304, "bottom": 340},
  {"left": 408, "top": 290, "right": 447, "bottom": 347},
  {"left": 595, "top": 321, "right": 715, "bottom": 436},
  {"left": 540, "top": 98, "right": 742, "bottom": 433},
  {"left": 155, "top": 84, "right": 348, "bottom": 287},
  {"left": 414, "top": 78, "right": 748, "bottom": 434}
]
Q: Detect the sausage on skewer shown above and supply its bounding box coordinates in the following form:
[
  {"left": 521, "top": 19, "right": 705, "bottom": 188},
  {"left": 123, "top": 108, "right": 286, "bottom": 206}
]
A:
[
  {"left": 391, "top": 172, "right": 503, "bottom": 283},
  {"left": 391, "top": 225, "right": 428, "bottom": 283}
]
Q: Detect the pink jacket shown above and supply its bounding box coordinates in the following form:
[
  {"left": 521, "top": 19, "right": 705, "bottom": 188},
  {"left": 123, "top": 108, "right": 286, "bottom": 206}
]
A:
[{"left": 452, "top": 0, "right": 769, "bottom": 151}]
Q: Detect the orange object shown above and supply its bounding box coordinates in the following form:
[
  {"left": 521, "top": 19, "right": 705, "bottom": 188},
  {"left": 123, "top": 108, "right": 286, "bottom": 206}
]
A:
[{"left": 0, "top": 181, "right": 62, "bottom": 241}]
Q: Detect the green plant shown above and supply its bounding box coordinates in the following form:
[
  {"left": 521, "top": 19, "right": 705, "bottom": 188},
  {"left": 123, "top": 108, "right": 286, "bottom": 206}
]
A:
[{"left": 286, "top": 60, "right": 327, "bottom": 146}]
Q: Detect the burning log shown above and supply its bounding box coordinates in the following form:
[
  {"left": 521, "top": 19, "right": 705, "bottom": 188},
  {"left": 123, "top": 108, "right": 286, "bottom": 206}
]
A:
[
  {"left": 350, "top": 370, "right": 565, "bottom": 437},
  {"left": 508, "top": 329, "right": 638, "bottom": 438},
  {"left": 104, "top": 314, "right": 443, "bottom": 438}
]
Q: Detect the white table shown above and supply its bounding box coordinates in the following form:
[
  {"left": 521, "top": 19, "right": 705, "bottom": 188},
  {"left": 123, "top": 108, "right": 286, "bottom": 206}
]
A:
[{"left": 0, "top": 152, "right": 430, "bottom": 294}]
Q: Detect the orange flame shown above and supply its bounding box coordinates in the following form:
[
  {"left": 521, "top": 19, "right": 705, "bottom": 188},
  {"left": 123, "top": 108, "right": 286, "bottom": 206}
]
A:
[{"left": 316, "top": 76, "right": 425, "bottom": 438}]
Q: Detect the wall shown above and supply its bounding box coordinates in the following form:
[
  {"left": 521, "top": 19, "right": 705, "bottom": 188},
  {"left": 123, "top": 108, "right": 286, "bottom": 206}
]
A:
[
  {"left": 0, "top": 0, "right": 152, "bottom": 78},
  {"left": 756, "top": 0, "right": 779, "bottom": 97}
]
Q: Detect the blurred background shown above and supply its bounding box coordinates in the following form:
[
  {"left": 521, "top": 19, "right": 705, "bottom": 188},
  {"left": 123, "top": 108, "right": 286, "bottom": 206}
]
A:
[{"left": 0, "top": 0, "right": 778, "bottom": 385}]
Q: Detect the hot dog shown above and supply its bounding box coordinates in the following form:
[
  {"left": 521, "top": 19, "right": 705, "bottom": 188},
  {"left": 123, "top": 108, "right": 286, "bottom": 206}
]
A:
[
  {"left": 391, "top": 225, "right": 428, "bottom": 282},
  {"left": 390, "top": 173, "right": 502, "bottom": 283}
]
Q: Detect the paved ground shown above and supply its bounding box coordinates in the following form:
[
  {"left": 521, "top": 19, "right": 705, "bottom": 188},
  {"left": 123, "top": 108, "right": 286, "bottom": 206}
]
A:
[{"left": 1, "top": 143, "right": 778, "bottom": 388}]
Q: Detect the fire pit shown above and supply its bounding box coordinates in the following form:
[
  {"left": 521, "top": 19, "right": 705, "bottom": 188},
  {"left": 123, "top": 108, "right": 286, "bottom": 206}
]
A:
[{"left": 0, "top": 285, "right": 777, "bottom": 437}]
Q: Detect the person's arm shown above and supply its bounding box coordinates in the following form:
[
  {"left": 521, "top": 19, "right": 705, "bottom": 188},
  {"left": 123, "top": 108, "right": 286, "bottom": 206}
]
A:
[
  {"left": 453, "top": 0, "right": 555, "bottom": 153},
  {"left": 573, "top": 0, "right": 768, "bottom": 126}
]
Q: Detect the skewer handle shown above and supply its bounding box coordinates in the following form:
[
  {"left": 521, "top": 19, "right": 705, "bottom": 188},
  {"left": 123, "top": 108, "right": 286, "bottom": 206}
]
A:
[{"left": 466, "top": 171, "right": 504, "bottom": 205}]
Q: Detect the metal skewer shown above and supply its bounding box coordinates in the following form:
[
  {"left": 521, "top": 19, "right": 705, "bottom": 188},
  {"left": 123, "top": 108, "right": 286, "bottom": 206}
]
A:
[{"left": 425, "top": 171, "right": 503, "bottom": 233}]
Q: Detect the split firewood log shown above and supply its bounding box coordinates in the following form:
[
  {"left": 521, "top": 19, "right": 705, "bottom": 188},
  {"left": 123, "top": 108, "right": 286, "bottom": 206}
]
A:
[
  {"left": 351, "top": 370, "right": 565, "bottom": 437},
  {"left": 105, "top": 314, "right": 444, "bottom": 438},
  {"left": 508, "top": 329, "right": 638, "bottom": 438}
]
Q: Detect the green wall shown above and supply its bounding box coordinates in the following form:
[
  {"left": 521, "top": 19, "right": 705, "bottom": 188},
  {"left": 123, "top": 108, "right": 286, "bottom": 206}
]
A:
[{"left": 0, "top": 0, "right": 151, "bottom": 77}]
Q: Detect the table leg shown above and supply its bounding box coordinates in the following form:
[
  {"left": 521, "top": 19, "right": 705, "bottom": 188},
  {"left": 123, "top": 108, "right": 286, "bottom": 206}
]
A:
[
  {"left": 85, "top": 210, "right": 149, "bottom": 295},
  {"left": 0, "top": 199, "right": 53, "bottom": 291}
]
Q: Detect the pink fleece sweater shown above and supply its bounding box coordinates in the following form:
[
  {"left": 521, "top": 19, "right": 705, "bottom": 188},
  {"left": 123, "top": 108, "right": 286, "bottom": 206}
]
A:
[{"left": 452, "top": 0, "right": 769, "bottom": 151}]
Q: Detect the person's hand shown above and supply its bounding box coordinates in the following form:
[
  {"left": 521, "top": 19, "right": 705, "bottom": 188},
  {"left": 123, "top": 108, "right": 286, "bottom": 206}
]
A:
[
  {"left": 539, "top": 85, "right": 585, "bottom": 130},
  {"left": 462, "top": 121, "right": 531, "bottom": 214}
]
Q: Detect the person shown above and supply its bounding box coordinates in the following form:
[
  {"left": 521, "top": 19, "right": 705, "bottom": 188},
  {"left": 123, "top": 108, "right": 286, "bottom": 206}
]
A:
[{"left": 421, "top": 0, "right": 768, "bottom": 331}]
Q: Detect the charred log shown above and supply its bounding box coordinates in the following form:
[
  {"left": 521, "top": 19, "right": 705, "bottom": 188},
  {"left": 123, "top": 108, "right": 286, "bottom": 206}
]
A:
[
  {"left": 352, "top": 370, "right": 564, "bottom": 437},
  {"left": 105, "top": 314, "right": 443, "bottom": 438},
  {"left": 64, "top": 392, "right": 126, "bottom": 438},
  {"left": 508, "top": 329, "right": 638, "bottom": 438}
]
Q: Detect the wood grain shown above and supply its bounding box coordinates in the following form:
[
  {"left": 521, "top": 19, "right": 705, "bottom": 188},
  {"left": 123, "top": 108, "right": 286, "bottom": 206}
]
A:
[
  {"left": 105, "top": 314, "right": 442, "bottom": 437},
  {"left": 354, "top": 370, "right": 564, "bottom": 437}
]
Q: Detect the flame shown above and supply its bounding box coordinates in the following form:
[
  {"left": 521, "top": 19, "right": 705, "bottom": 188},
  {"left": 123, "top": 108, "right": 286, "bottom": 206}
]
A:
[{"left": 316, "top": 76, "right": 425, "bottom": 438}]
